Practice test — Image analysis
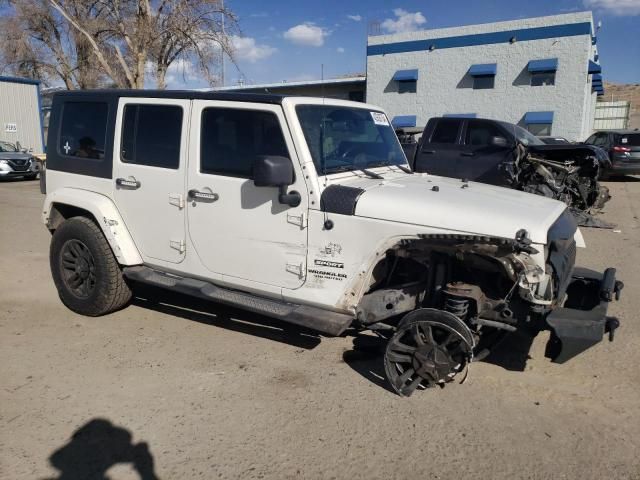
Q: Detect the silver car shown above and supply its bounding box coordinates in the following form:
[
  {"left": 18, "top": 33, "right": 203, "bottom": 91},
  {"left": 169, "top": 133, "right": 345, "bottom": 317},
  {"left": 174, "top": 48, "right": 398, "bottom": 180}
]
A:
[{"left": 0, "top": 141, "right": 39, "bottom": 179}]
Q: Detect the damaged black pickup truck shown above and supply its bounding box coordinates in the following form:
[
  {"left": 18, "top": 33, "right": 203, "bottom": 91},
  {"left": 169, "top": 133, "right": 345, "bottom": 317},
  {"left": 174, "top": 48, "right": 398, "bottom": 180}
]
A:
[{"left": 398, "top": 117, "right": 611, "bottom": 226}]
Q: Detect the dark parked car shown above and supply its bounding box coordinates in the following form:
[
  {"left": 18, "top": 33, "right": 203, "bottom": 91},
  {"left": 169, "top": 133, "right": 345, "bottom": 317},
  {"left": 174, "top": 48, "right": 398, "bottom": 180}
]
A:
[
  {"left": 397, "top": 117, "right": 611, "bottom": 220},
  {"left": 584, "top": 129, "right": 640, "bottom": 177},
  {"left": 539, "top": 136, "right": 571, "bottom": 145}
]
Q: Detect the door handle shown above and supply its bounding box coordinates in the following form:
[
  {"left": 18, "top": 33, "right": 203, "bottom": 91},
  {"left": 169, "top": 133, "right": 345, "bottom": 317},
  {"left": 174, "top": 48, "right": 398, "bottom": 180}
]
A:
[
  {"left": 188, "top": 189, "right": 219, "bottom": 202},
  {"left": 461, "top": 152, "right": 475, "bottom": 157},
  {"left": 115, "top": 177, "right": 141, "bottom": 189},
  {"left": 422, "top": 150, "right": 436, "bottom": 154}
]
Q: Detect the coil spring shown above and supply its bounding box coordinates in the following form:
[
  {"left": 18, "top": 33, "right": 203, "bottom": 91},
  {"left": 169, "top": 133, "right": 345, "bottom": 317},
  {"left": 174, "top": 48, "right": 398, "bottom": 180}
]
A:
[{"left": 444, "top": 296, "right": 470, "bottom": 321}]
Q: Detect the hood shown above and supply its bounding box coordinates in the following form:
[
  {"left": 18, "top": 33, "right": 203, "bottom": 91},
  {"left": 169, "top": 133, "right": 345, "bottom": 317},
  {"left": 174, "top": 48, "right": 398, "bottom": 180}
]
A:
[
  {"left": 528, "top": 143, "right": 610, "bottom": 168},
  {"left": 326, "top": 172, "right": 567, "bottom": 245},
  {"left": 0, "top": 151, "right": 32, "bottom": 160}
]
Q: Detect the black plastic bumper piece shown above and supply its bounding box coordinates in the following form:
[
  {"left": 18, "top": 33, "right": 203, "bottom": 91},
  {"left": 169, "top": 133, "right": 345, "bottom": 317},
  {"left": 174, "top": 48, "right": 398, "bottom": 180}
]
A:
[{"left": 545, "top": 267, "right": 623, "bottom": 364}]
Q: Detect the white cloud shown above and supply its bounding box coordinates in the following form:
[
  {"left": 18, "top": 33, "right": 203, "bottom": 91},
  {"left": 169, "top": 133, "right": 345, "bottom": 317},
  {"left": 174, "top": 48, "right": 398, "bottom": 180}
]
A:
[
  {"left": 283, "top": 23, "right": 329, "bottom": 47},
  {"left": 231, "top": 36, "right": 277, "bottom": 63},
  {"left": 337, "top": 47, "right": 345, "bottom": 53},
  {"left": 165, "top": 58, "right": 198, "bottom": 85},
  {"left": 584, "top": 0, "right": 640, "bottom": 15},
  {"left": 381, "top": 8, "right": 427, "bottom": 34},
  {"left": 347, "top": 14, "right": 362, "bottom": 21}
]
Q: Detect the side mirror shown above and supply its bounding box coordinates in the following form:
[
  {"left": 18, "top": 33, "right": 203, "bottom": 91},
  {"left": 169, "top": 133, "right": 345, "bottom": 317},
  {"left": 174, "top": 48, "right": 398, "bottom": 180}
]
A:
[
  {"left": 253, "top": 155, "right": 301, "bottom": 207},
  {"left": 491, "top": 136, "right": 508, "bottom": 147}
]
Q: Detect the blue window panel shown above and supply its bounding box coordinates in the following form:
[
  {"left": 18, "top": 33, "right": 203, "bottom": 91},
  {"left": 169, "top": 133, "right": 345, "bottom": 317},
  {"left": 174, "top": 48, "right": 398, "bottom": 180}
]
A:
[
  {"left": 392, "top": 69, "right": 419, "bottom": 81},
  {"left": 592, "top": 36, "right": 597, "bottom": 45},
  {"left": 597, "top": 91, "right": 604, "bottom": 96},
  {"left": 392, "top": 115, "right": 417, "bottom": 128},
  {"left": 592, "top": 81, "right": 603, "bottom": 87},
  {"left": 588, "top": 60, "right": 602, "bottom": 74},
  {"left": 443, "top": 113, "right": 477, "bottom": 118},
  {"left": 528, "top": 58, "right": 558, "bottom": 73},
  {"left": 367, "top": 22, "right": 592, "bottom": 56},
  {"left": 592, "top": 74, "right": 602, "bottom": 82},
  {"left": 469, "top": 63, "right": 497, "bottom": 76},
  {"left": 524, "top": 111, "right": 554, "bottom": 124},
  {"left": 594, "top": 53, "right": 599, "bottom": 62}
]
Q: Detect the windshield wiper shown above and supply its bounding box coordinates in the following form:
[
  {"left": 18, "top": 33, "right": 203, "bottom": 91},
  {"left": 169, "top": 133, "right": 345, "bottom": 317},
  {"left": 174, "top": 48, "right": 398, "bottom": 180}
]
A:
[
  {"left": 324, "top": 165, "right": 383, "bottom": 179},
  {"left": 359, "top": 168, "right": 384, "bottom": 179},
  {"left": 368, "top": 161, "right": 414, "bottom": 175}
]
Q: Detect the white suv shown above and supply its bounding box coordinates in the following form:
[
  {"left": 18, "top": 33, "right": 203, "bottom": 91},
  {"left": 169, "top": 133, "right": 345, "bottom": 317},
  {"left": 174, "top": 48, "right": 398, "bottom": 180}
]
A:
[{"left": 42, "top": 91, "right": 622, "bottom": 396}]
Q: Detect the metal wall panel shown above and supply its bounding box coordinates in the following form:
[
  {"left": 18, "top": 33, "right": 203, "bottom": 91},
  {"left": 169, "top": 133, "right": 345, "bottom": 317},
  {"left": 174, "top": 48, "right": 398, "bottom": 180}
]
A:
[
  {"left": 0, "top": 80, "right": 44, "bottom": 153},
  {"left": 594, "top": 101, "right": 629, "bottom": 130}
]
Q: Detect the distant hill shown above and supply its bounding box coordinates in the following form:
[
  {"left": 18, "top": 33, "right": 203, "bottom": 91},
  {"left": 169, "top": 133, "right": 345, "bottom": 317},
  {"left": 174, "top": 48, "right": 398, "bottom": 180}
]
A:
[{"left": 602, "top": 82, "right": 640, "bottom": 129}]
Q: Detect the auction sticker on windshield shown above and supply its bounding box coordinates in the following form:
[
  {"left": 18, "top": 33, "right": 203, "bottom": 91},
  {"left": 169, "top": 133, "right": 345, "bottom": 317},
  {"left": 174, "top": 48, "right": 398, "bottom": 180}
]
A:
[{"left": 371, "top": 112, "right": 389, "bottom": 126}]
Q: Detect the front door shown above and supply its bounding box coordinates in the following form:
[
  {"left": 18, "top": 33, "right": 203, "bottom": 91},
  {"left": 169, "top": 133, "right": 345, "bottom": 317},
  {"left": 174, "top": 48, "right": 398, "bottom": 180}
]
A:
[
  {"left": 187, "top": 100, "right": 308, "bottom": 289},
  {"left": 112, "top": 98, "right": 190, "bottom": 264}
]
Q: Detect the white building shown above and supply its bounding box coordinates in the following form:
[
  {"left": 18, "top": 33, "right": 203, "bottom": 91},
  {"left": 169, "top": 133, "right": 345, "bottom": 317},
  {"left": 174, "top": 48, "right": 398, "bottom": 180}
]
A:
[
  {"left": 0, "top": 76, "right": 45, "bottom": 153},
  {"left": 366, "top": 12, "right": 603, "bottom": 141}
]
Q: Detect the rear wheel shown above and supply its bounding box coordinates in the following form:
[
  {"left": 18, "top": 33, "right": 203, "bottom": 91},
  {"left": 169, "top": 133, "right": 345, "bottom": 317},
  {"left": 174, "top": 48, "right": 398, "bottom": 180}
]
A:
[
  {"left": 384, "top": 309, "right": 474, "bottom": 396},
  {"left": 50, "top": 217, "right": 132, "bottom": 316}
]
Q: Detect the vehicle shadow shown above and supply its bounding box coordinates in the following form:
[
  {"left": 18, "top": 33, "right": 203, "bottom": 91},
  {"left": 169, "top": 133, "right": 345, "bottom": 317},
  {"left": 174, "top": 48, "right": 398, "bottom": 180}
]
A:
[
  {"left": 130, "top": 283, "right": 322, "bottom": 350},
  {"left": 45, "top": 418, "right": 158, "bottom": 480}
]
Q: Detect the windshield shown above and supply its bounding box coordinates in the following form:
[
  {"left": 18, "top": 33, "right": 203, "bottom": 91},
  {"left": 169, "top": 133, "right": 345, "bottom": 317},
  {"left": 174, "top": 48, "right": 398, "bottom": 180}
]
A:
[
  {"left": 0, "top": 141, "right": 18, "bottom": 153},
  {"left": 296, "top": 105, "right": 408, "bottom": 174},
  {"left": 498, "top": 122, "right": 544, "bottom": 146}
]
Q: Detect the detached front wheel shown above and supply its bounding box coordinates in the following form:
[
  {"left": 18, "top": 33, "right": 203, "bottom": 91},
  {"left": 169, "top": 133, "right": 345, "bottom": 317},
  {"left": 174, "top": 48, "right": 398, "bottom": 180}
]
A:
[
  {"left": 50, "top": 217, "right": 132, "bottom": 316},
  {"left": 384, "top": 309, "right": 474, "bottom": 397}
]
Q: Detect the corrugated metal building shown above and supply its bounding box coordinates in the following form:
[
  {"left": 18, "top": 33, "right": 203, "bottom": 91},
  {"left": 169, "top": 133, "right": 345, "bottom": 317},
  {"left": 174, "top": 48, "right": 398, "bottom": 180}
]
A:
[{"left": 0, "top": 76, "right": 45, "bottom": 153}]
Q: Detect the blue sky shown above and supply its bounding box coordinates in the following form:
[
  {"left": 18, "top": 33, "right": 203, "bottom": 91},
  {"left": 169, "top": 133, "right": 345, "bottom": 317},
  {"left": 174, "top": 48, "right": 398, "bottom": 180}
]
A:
[{"left": 173, "top": 0, "right": 640, "bottom": 88}]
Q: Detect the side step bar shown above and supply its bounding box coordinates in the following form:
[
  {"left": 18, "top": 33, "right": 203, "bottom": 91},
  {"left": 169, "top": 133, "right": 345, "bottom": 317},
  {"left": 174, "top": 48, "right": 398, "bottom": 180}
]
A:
[{"left": 123, "top": 266, "right": 353, "bottom": 336}]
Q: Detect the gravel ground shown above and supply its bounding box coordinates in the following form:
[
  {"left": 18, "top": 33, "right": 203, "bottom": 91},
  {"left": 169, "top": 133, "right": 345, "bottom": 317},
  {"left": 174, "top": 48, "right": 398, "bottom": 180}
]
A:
[{"left": 1, "top": 178, "right": 639, "bottom": 480}]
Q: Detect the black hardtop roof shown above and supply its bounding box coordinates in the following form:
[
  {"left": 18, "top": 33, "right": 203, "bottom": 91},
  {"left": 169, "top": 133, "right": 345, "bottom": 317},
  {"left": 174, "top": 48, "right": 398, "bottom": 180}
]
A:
[{"left": 52, "top": 89, "right": 288, "bottom": 105}]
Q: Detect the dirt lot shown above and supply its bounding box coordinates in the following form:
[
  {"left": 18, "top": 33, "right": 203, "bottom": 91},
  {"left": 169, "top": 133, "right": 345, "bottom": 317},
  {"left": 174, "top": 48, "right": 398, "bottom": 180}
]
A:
[{"left": 1, "top": 178, "right": 639, "bottom": 480}]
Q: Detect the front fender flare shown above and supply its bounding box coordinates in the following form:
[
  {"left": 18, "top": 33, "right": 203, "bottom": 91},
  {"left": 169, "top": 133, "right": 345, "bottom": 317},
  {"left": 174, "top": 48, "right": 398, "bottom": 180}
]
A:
[{"left": 43, "top": 188, "right": 143, "bottom": 266}]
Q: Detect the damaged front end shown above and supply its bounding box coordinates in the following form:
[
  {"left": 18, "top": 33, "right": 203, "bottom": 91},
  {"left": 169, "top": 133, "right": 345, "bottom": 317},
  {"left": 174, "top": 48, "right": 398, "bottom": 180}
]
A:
[
  {"left": 512, "top": 144, "right": 612, "bottom": 227},
  {"left": 356, "top": 211, "right": 622, "bottom": 396}
]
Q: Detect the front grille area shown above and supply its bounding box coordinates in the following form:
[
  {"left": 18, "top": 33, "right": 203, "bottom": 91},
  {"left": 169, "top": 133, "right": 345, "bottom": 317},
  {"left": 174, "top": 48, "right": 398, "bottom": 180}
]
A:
[
  {"left": 549, "top": 238, "right": 576, "bottom": 301},
  {"left": 7, "top": 159, "right": 29, "bottom": 172},
  {"left": 547, "top": 209, "right": 578, "bottom": 302}
]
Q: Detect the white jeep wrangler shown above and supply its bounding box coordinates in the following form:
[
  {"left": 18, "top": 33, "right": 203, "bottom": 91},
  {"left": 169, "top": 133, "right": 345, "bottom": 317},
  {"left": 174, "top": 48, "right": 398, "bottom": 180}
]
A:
[{"left": 42, "top": 91, "right": 622, "bottom": 396}]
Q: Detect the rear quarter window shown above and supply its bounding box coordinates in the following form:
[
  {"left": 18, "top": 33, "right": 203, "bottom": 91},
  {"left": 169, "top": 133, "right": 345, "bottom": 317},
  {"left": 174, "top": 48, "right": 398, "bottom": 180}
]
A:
[
  {"left": 619, "top": 134, "right": 640, "bottom": 146},
  {"left": 58, "top": 102, "right": 109, "bottom": 159}
]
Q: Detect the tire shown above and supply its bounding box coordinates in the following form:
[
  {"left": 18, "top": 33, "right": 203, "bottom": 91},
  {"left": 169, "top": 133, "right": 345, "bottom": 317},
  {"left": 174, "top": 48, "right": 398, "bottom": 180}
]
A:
[{"left": 50, "top": 216, "right": 132, "bottom": 316}]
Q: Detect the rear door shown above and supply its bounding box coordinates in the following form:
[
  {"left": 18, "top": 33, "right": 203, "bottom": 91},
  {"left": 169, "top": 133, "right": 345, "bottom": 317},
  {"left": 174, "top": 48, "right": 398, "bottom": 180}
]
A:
[
  {"left": 414, "top": 118, "right": 463, "bottom": 177},
  {"left": 112, "top": 98, "right": 190, "bottom": 264},
  {"left": 458, "top": 119, "right": 513, "bottom": 185}
]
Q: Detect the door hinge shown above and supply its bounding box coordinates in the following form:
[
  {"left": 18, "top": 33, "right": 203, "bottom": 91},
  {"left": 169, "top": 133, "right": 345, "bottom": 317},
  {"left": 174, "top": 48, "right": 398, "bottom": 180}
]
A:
[
  {"left": 286, "top": 262, "right": 305, "bottom": 278},
  {"left": 287, "top": 212, "right": 307, "bottom": 229},
  {"left": 170, "top": 239, "right": 186, "bottom": 253},
  {"left": 169, "top": 193, "right": 184, "bottom": 209}
]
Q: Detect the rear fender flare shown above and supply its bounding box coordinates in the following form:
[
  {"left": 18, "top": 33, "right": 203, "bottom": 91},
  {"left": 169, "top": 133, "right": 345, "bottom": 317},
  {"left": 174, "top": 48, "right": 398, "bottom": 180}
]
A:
[{"left": 43, "top": 188, "right": 143, "bottom": 265}]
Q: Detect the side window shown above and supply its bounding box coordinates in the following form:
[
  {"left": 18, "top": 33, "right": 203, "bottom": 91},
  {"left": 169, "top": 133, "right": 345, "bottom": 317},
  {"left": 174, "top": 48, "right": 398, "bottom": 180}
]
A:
[
  {"left": 200, "top": 108, "right": 289, "bottom": 178},
  {"left": 465, "top": 120, "right": 504, "bottom": 146},
  {"left": 593, "top": 133, "right": 607, "bottom": 146},
  {"left": 472, "top": 76, "right": 495, "bottom": 90},
  {"left": 121, "top": 104, "right": 183, "bottom": 169},
  {"left": 585, "top": 134, "right": 597, "bottom": 145},
  {"left": 530, "top": 72, "right": 555, "bottom": 87},
  {"left": 59, "top": 102, "right": 108, "bottom": 159},
  {"left": 527, "top": 123, "right": 552, "bottom": 136},
  {"left": 429, "top": 119, "right": 462, "bottom": 144}
]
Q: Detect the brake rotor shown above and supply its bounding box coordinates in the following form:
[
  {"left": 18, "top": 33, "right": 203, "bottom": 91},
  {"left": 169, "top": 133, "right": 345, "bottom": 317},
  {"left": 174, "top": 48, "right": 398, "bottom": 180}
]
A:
[{"left": 384, "top": 309, "right": 474, "bottom": 397}]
